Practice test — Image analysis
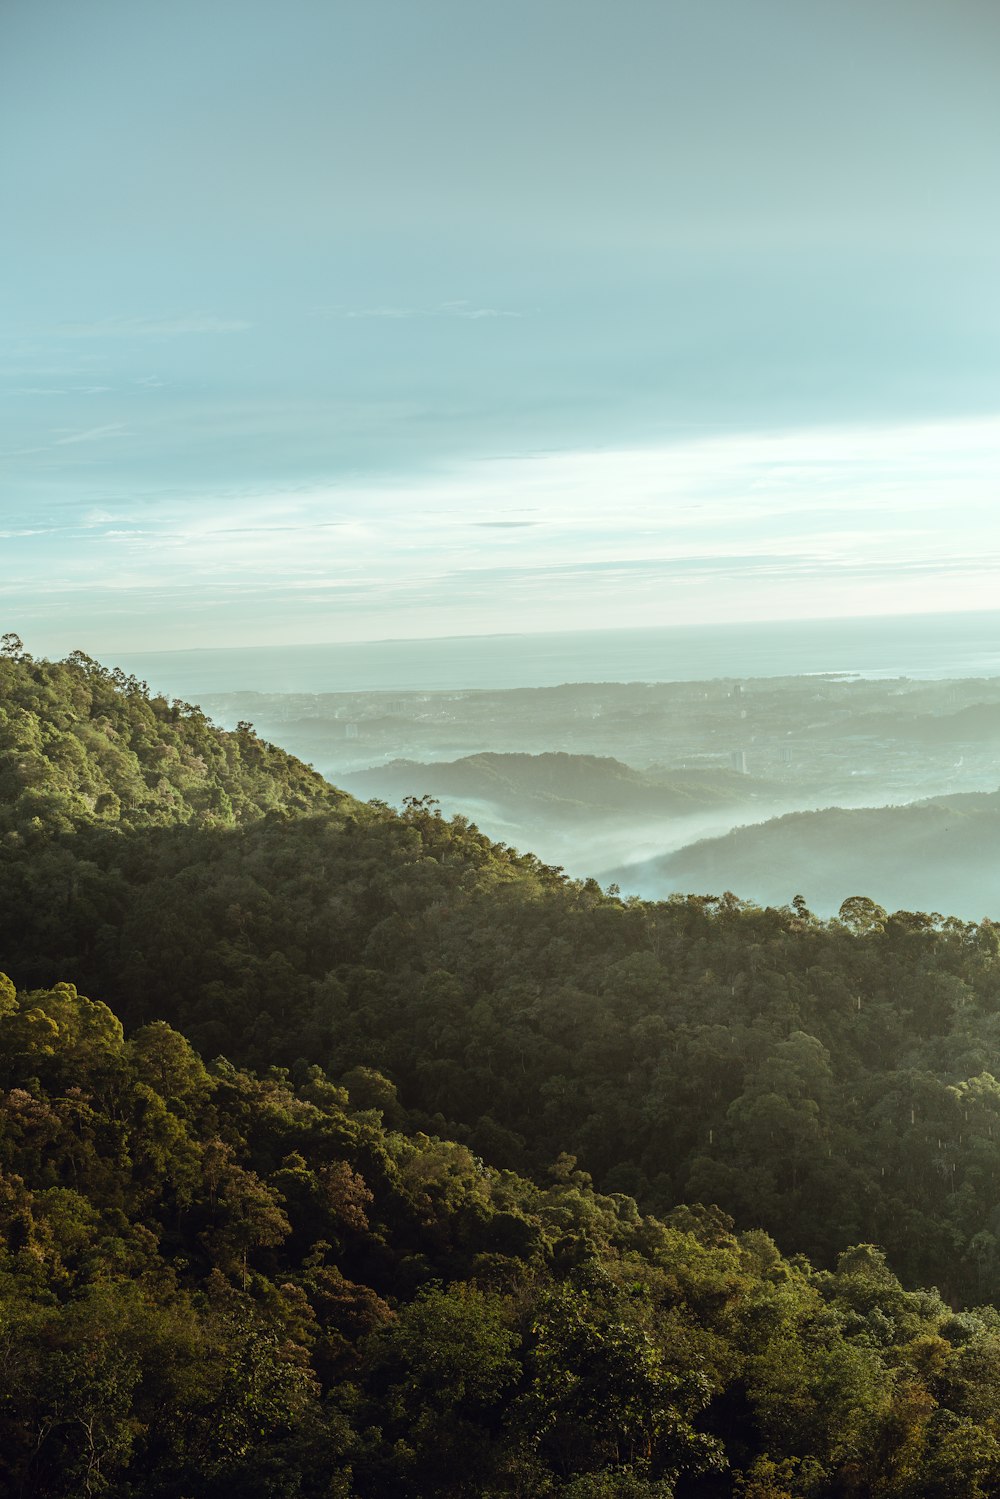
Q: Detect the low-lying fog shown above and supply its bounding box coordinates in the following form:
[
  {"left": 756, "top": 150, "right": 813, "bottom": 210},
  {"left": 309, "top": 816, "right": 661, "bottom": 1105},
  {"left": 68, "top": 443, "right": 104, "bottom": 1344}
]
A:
[
  {"left": 417, "top": 799, "right": 783, "bottom": 876},
  {"left": 201, "top": 674, "right": 1000, "bottom": 922}
]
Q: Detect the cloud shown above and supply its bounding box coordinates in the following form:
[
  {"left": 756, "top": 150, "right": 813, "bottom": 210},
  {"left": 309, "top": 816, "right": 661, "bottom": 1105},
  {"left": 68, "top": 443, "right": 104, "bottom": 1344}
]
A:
[
  {"left": 53, "top": 423, "right": 127, "bottom": 446},
  {"left": 340, "top": 306, "right": 413, "bottom": 320},
  {"left": 10, "top": 412, "right": 1000, "bottom": 650},
  {"left": 437, "top": 301, "right": 522, "bottom": 320},
  {"left": 18, "top": 384, "right": 115, "bottom": 395},
  {"left": 321, "top": 300, "right": 521, "bottom": 322},
  {"left": 46, "top": 315, "right": 251, "bottom": 338}
]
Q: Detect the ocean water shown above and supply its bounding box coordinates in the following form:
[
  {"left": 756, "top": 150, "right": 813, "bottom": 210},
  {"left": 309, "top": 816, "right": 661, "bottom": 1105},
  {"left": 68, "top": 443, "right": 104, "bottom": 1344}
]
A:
[{"left": 114, "top": 611, "right": 1000, "bottom": 701}]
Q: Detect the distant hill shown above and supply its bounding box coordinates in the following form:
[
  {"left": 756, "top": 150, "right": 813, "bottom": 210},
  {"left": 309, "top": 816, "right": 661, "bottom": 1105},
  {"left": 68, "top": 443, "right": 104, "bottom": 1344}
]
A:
[
  {"left": 614, "top": 789, "right": 1000, "bottom": 919},
  {"left": 340, "top": 750, "right": 766, "bottom": 825},
  {"left": 803, "top": 700, "right": 1000, "bottom": 745}
]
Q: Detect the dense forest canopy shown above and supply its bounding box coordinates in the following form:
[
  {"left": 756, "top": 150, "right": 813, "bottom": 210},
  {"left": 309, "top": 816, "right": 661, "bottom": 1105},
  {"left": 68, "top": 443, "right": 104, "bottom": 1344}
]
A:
[
  {"left": 0, "top": 637, "right": 347, "bottom": 835},
  {"left": 7, "top": 644, "right": 1000, "bottom": 1493},
  {"left": 6, "top": 972, "right": 1000, "bottom": 1497}
]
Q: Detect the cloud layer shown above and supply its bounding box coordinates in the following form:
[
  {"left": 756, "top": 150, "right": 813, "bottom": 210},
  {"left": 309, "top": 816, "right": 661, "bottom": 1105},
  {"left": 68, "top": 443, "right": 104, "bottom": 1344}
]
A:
[
  {"left": 4, "top": 1, "right": 1000, "bottom": 654},
  {"left": 6, "top": 415, "right": 1000, "bottom": 653}
]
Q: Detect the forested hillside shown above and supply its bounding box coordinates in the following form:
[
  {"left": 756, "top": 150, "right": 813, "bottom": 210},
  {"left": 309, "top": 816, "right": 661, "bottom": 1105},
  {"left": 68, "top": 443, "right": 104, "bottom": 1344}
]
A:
[
  {"left": 620, "top": 793, "right": 1000, "bottom": 919},
  {"left": 9, "top": 646, "right": 1000, "bottom": 1492},
  {"left": 6, "top": 972, "right": 1000, "bottom": 1497},
  {"left": 0, "top": 636, "right": 347, "bottom": 835}
]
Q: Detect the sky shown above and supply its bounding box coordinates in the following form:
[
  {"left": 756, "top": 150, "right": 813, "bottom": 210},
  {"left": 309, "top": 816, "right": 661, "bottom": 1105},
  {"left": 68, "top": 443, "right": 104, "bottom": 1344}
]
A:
[{"left": 3, "top": 0, "right": 1000, "bottom": 655}]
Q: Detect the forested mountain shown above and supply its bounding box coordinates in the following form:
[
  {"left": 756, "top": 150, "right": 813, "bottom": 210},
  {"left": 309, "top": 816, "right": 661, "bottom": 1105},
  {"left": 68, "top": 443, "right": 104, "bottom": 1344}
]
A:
[
  {"left": 0, "top": 639, "right": 347, "bottom": 834},
  {"left": 340, "top": 751, "right": 757, "bottom": 825},
  {"left": 9, "top": 645, "right": 1000, "bottom": 1492},
  {"left": 338, "top": 751, "right": 766, "bottom": 877},
  {"left": 619, "top": 791, "right": 1000, "bottom": 919}
]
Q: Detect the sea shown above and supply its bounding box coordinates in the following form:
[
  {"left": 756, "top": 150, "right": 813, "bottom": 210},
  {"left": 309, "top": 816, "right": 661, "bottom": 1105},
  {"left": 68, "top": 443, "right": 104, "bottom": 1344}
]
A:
[{"left": 114, "top": 611, "right": 1000, "bottom": 702}]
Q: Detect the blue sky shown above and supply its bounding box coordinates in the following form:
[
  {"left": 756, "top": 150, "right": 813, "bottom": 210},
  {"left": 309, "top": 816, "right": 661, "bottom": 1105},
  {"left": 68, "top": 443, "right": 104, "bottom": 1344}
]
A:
[{"left": 3, "top": 0, "right": 1000, "bottom": 654}]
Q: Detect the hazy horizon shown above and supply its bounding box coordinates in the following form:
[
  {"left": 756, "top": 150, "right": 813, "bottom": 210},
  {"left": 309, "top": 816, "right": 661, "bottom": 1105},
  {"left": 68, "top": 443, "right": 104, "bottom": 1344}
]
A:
[
  {"left": 66, "top": 610, "right": 1000, "bottom": 702},
  {"left": 20, "top": 603, "right": 1000, "bottom": 665},
  {"left": 5, "top": 0, "right": 1000, "bottom": 653}
]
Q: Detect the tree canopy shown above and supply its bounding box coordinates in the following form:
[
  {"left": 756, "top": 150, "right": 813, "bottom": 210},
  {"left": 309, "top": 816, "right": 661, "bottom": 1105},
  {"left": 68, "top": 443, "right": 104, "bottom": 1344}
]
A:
[{"left": 8, "top": 647, "right": 1000, "bottom": 1491}]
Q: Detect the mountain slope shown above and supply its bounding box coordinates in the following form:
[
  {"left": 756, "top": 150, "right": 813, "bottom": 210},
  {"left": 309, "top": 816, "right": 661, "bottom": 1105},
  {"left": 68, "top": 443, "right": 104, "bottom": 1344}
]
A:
[
  {"left": 8, "top": 973, "right": 1000, "bottom": 1497},
  {"left": 340, "top": 751, "right": 762, "bottom": 823},
  {"left": 339, "top": 750, "right": 773, "bottom": 881},
  {"left": 0, "top": 643, "right": 348, "bottom": 834},
  {"left": 617, "top": 791, "right": 1000, "bottom": 918},
  {"left": 8, "top": 648, "right": 1000, "bottom": 1311}
]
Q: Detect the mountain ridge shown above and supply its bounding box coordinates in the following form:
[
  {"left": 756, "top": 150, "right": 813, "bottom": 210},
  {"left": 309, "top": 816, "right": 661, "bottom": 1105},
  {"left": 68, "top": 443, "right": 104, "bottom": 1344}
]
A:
[
  {"left": 617, "top": 789, "right": 1000, "bottom": 919},
  {"left": 9, "top": 645, "right": 1000, "bottom": 1489}
]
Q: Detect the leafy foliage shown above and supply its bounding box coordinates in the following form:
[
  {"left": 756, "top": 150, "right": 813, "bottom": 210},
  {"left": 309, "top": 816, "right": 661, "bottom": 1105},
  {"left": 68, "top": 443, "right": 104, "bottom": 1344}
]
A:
[
  {"left": 4, "top": 973, "right": 1000, "bottom": 1496},
  {"left": 0, "top": 646, "right": 346, "bottom": 837},
  {"left": 9, "top": 648, "right": 1000, "bottom": 1491}
]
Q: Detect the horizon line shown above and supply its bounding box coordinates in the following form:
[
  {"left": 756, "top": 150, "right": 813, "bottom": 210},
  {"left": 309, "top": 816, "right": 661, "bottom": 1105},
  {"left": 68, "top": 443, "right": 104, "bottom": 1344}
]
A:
[{"left": 77, "top": 604, "right": 1000, "bottom": 659}]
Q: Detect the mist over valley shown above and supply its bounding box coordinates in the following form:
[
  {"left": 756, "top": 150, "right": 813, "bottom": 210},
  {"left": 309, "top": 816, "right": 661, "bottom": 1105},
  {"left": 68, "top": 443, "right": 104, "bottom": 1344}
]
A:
[{"left": 191, "top": 667, "right": 1000, "bottom": 918}]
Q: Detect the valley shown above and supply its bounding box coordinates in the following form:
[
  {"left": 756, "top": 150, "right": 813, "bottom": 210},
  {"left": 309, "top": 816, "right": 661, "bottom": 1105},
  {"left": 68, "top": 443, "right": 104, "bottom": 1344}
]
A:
[{"left": 201, "top": 672, "right": 1000, "bottom": 915}]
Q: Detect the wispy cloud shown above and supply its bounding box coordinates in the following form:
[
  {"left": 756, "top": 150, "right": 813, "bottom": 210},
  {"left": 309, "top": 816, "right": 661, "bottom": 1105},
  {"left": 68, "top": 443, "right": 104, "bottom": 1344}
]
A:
[
  {"left": 28, "top": 315, "right": 251, "bottom": 338},
  {"left": 319, "top": 299, "right": 521, "bottom": 322},
  {"left": 9, "top": 414, "right": 1000, "bottom": 650},
  {"left": 16, "top": 384, "right": 112, "bottom": 395},
  {"left": 438, "top": 300, "right": 522, "bottom": 321},
  {"left": 53, "top": 423, "right": 127, "bottom": 446}
]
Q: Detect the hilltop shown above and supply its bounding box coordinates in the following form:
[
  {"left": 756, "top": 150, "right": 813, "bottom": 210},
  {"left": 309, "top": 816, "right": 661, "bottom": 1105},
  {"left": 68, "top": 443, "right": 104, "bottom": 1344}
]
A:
[
  {"left": 0, "top": 638, "right": 348, "bottom": 835},
  {"left": 340, "top": 751, "right": 758, "bottom": 823},
  {"left": 338, "top": 750, "right": 768, "bottom": 872}
]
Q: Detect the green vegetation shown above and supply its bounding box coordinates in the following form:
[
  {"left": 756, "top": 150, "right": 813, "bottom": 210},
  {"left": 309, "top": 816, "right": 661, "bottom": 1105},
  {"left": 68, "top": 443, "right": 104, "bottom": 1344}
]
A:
[
  {"left": 0, "top": 639, "right": 347, "bottom": 837},
  {"left": 7, "top": 645, "right": 1000, "bottom": 1492},
  {"left": 6, "top": 972, "right": 1000, "bottom": 1497}
]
